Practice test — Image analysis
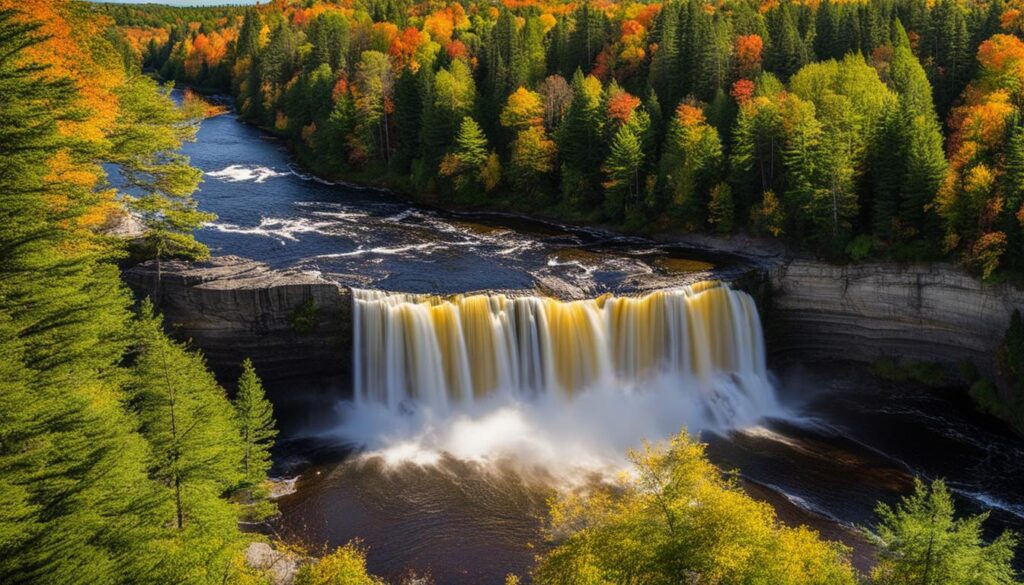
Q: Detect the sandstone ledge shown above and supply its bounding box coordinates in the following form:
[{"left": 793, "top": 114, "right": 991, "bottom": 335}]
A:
[{"left": 123, "top": 255, "right": 352, "bottom": 388}]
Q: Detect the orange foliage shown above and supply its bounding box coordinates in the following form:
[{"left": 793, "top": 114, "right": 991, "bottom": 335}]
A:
[
  {"left": 389, "top": 27, "right": 428, "bottom": 69},
  {"left": 676, "top": 103, "right": 707, "bottom": 127},
  {"left": 735, "top": 34, "right": 763, "bottom": 79},
  {"left": 947, "top": 88, "right": 1014, "bottom": 165},
  {"left": 977, "top": 34, "right": 1024, "bottom": 95},
  {"left": 8, "top": 0, "right": 123, "bottom": 143},
  {"left": 607, "top": 91, "right": 641, "bottom": 123}
]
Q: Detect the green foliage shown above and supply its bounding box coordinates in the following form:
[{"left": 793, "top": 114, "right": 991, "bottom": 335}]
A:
[
  {"left": 295, "top": 542, "right": 384, "bottom": 585},
  {"left": 870, "top": 358, "right": 947, "bottom": 387},
  {"left": 235, "top": 359, "right": 277, "bottom": 486},
  {"left": 0, "top": 9, "right": 263, "bottom": 584},
  {"left": 533, "top": 430, "right": 858, "bottom": 585},
  {"left": 603, "top": 120, "right": 644, "bottom": 221},
  {"left": 114, "top": 76, "right": 212, "bottom": 262},
  {"left": 288, "top": 298, "right": 320, "bottom": 335},
  {"left": 708, "top": 182, "right": 735, "bottom": 234},
  {"left": 846, "top": 234, "right": 873, "bottom": 261},
  {"left": 872, "top": 479, "right": 1021, "bottom": 585}
]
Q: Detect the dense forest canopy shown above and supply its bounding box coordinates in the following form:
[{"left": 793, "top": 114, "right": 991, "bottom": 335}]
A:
[{"left": 99, "top": 0, "right": 1024, "bottom": 279}]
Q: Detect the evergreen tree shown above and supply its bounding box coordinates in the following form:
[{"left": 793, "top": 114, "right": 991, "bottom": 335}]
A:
[
  {"left": 0, "top": 11, "right": 186, "bottom": 584},
  {"left": 440, "top": 116, "right": 490, "bottom": 195},
  {"left": 128, "top": 301, "right": 248, "bottom": 584},
  {"left": 603, "top": 120, "right": 644, "bottom": 221},
  {"left": 659, "top": 103, "right": 724, "bottom": 228},
  {"left": 392, "top": 67, "right": 422, "bottom": 173},
  {"left": 872, "top": 480, "right": 1020, "bottom": 585},
  {"left": 926, "top": 0, "right": 971, "bottom": 116},
  {"left": 308, "top": 12, "right": 349, "bottom": 73},
  {"left": 1001, "top": 122, "right": 1024, "bottom": 271},
  {"left": 557, "top": 70, "right": 605, "bottom": 206},
  {"left": 115, "top": 76, "right": 211, "bottom": 266},
  {"left": 234, "top": 359, "right": 277, "bottom": 485},
  {"left": 649, "top": 1, "right": 682, "bottom": 109},
  {"left": 765, "top": 1, "right": 806, "bottom": 79}
]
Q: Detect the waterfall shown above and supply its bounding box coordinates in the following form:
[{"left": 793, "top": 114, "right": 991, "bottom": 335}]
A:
[{"left": 352, "top": 281, "right": 775, "bottom": 429}]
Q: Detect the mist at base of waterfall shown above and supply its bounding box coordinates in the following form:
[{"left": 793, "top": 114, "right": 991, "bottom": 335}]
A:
[{"left": 326, "top": 369, "right": 783, "bottom": 478}]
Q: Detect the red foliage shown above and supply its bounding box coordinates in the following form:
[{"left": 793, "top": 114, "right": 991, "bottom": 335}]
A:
[
  {"left": 446, "top": 39, "right": 469, "bottom": 61},
  {"left": 731, "top": 79, "right": 755, "bottom": 104}
]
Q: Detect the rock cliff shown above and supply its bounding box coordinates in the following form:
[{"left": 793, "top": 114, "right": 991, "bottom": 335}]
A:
[
  {"left": 765, "top": 259, "right": 1024, "bottom": 378},
  {"left": 123, "top": 256, "right": 352, "bottom": 390},
  {"left": 124, "top": 253, "right": 1024, "bottom": 395}
]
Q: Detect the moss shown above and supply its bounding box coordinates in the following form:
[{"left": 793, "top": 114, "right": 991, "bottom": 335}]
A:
[
  {"left": 871, "top": 357, "right": 907, "bottom": 382},
  {"left": 870, "top": 358, "right": 946, "bottom": 387},
  {"left": 288, "top": 298, "right": 318, "bottom": 335},
  {"left": 969, "top": 379, "right": 1024, "bottom": 436}
]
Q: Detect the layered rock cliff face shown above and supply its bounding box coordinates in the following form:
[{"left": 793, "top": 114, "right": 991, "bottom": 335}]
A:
[
  {"left": 123, "top": 256, "right": 352, "bottom": 391},
  {"left": 124, "top": 253, "right": 1024, "bottom": 396},
  {"left": 765, "top": 259, "right": 1024, "bottom": 378}
]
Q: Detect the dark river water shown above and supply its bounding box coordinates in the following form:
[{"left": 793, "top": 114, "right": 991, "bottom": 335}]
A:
[{"left": 180, "top": 99, "right": 1024, "bottom": 584}]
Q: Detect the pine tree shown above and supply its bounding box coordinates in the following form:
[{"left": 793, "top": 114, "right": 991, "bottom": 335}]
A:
[
  {"left": 441, "top": 116, "right": 490, "bottom": 195},
  {"left": 659, "top": 103, "right": 724, "bottom": 228},
  {"left": 603, "top": 122, "right": 643, "bottom": 221},
  {"left": 872, "top": 480, "right": 1020, "bottom": 585},
  {"left": 765, "top": 1, "right": 806, "bottom": 79},
  {"left": 234, "top": 359, "right": 277, "bottom": 485},
  {"left": 649, "top": 1, "right": 682, "bottom": 109},
  {"left": 557, "top": 70, "right": 605, "bottom": 206},
  {"left": 114, "top": 76, "right": 211, "bottom": 267},
  {"left": 0, "top": 11, "right": 169, "bottom": 584},
  {"left": 130, "top": 300, "right": 245, "bottom": 529},
  {"left": 393, "top": 68, "right": 422, "bottom": 173},
  {"left": 1000, "top": 121, "right": 1024, "bottom": 271},
  {"left": 814, "top": 0, "right": 839, "bottom": 60}
]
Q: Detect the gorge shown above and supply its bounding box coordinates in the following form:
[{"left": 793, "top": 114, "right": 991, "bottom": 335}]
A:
[{"left": 122, "top": 93, "right": 1024, "bottom": 583}]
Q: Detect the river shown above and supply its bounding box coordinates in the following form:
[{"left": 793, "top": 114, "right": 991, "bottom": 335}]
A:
[{"left": 180, "top": 97, "right": 1024, "bottom": 584}]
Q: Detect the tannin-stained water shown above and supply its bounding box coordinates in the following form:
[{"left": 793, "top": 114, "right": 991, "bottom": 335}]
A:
[{"left": 351, "top": 282, "right": 773, "bottom": 430}]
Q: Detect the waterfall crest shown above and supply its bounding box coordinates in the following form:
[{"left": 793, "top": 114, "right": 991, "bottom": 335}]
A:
[{"left": 352, "top": 281, "right": 775, "bottom": 429}]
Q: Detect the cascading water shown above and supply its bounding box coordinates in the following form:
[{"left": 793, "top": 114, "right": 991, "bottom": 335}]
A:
[{"left": 351, "top": 281, "right": 776, "bottom": 431}]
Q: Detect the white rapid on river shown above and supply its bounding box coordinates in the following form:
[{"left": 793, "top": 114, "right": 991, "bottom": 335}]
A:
[{"left": 349, "top": 281, "right": 777, "bottom": 437}]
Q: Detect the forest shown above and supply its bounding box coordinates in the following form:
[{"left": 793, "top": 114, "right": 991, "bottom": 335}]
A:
[
  {"left": 104, "top": 0, "right": 1024, "bottom": 279},
  {"left": 0, "top": 0, "right": 1022, "bottom": 583}
]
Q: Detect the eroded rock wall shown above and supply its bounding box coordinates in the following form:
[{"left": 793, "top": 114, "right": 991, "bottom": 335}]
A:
[
  {"left": 123, "top": 256, "right": 352, "bottom": 389},
  {"left": 765, "top": 259, "right": 1024, "bottom": 378}
]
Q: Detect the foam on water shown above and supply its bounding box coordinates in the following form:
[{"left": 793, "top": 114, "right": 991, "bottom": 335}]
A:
[{"left": 207, "top": 164, "right": 289, "bottom": 183}]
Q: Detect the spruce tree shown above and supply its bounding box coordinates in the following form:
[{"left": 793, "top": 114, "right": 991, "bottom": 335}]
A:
[
  {"left": 557, "top": 70, "right": 605, "bottom": 206},
  {"left": 234, "top": 359, "right": 277, "bottom": 485},
  {"left": 129, "top": 300, "right": 244, "bottom": 529},
  {"left": 872, "top": 480, "right": 1020, "bottom": 585},
  {"left": 0, "top": 11, "right": 166, "bottom": 584},
  {"left": 603, "top": 122, "right": 644, "bottom": 221}
]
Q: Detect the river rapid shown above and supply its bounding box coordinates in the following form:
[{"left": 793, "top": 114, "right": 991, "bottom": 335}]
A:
[{"left": 179, "top": 95, "right": 1024, "bottom": 584}]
